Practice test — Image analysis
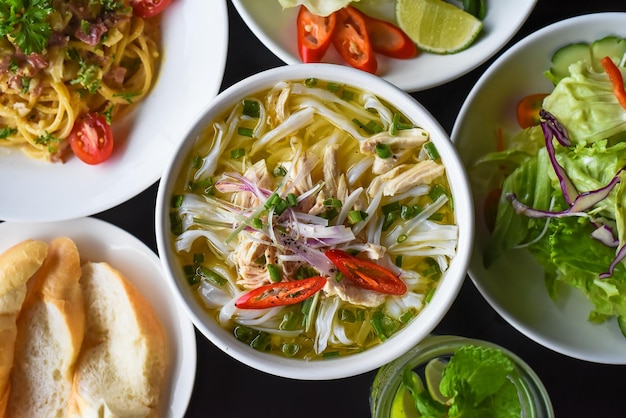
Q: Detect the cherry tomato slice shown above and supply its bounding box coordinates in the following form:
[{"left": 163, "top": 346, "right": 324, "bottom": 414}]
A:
[
  {"left": 68, "top": 112, "right": 114, "bottom": 165},
  {"left": 131, "top": 0, "right": 172, "bottom": 18},
  {"left": 296, "top": 5, "right": 336, "bottom": 63},
  {"left": 325, "top": 249, "right": 407, "bottom": 295},
  {"left": 332, "top": 6, "right": 377, "bottom": 74},
  {"left": 357, "top": 9, "right": 417, "bottom": 59},
  {"left": 516, "top": 93, "right": 549, "bottom": 128},
  {"left": 235, "top": 276, "right": 327, "bottom": 309}
]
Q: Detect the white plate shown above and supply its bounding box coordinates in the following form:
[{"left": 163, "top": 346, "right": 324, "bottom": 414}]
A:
[
  {"left": 230, "top": 0, "right": 537, "bottom": 92},
  {"left": 451, "top": 13, "right": 626, "bottom": 364},
  {"left": 0, "top": 0, "right": 228, "bottom": 222},
  {"left": 0, "top": 217, "right": 197, "bottom": 417}
]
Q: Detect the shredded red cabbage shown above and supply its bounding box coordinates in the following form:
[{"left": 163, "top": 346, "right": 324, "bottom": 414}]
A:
[{"left": 540, "top": 110, "right": 578, "bottom": 204}]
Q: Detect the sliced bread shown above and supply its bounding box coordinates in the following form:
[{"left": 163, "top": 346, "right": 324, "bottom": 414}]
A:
[
  {"left": 68, "top": 261, "right": 167, "bottom": 418},
  {"left": 5, "top": 237, "right": 84, "bottom": 418},
  {"left": 0, "top": 239, "right": 48, "bottom": 418}
]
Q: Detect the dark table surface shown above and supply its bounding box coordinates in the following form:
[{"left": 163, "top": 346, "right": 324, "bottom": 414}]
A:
[{"left": 96, "top": 1, "right": 626, "bottom": 416}]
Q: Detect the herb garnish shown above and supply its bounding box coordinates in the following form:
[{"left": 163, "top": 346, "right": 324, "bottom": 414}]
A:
[{"left": 0, "top": 0, "right": 53, "bottom": 55}]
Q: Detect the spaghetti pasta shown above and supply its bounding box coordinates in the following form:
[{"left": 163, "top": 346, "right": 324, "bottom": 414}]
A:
[{"left": 0, "top": 0, "right": 164, "bottom": 163}]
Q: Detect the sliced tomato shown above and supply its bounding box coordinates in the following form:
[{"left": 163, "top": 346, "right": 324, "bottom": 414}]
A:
[
  {"left": 235, "top": 276, "right": 327, "bottom": 309},
  {"left": 296, "top": 5, "right": 336, "bottom": 63},
  {"left": 131, "top": 0, "right": 172, "bottom": 18},
  {"left": 332, "top": 6, "right": 377, "bottom": 74},
  {"left": 516, "top": 93, "right": 549, "bottom": 128},
  {"left": 356, "top": 9, "right": 417, "bottom": 59},
  {"left": 325, "top": 249, "right": 407, "bottom": 295},
  {"left": 68, "top": 112, "right": 114, "bottom": 165}
]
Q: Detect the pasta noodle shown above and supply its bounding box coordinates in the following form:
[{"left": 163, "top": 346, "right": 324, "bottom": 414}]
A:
[{"left": 0, "top": 1, "right": 161, "bottom": 162}]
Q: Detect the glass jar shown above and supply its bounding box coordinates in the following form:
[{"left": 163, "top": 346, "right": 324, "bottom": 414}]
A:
[{"left": 370, "top": 335, "right": 554, "bottom": 418}]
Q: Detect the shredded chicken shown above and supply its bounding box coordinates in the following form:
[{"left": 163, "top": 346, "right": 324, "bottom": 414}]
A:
[
  {"left": 368, "top": 160, "right": 445, "bottom": 197},
  {"left": 360, "top": 128, "right": 430, "bottom": 174},
  {"left": 324, "top": 279, "right": 386, "bottom": 307}
]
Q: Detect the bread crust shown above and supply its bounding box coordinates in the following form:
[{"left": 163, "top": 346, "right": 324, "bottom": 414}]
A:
[
  {"left": 5, "top": 237, "right": 84, "bottom": 418},
  {"left": 0, "top": 239, "right": 48, "bottom": 418}
]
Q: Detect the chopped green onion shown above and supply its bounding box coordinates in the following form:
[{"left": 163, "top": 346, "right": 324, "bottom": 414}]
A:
[
  {"left": 264, "top": 192, "right": 279, "bottom": 209},
  {"left": 355, "top": 309, "right": 366, "bottom": 322},
  {"left": 304, "top": 78, "right": 317, "bottom": 87},
  {"left": 169, "top": 212, "right": 182, "bottom": 235},
  {"left": 267, "top": 264, "right": 282, "bottom": 282},
  {"left": 400, "top": 311, "right": 414, "bottom": 324},
  {"left": 339, "top": 308, "right": 356, "bottom": 323},
  {"left": 335, "top": 271, "right": 344, "bottom": 282},
  {"left": 280, "top": 311, "right": 303, "bottom": 331},
  {"left": 193, "top": 253, "right": 205, "bottom": 264},
  {"left": 286, "top": 193, "right": 298, "bottom": 207},
  {"left": 347, "top": 210, "right": 366, "bottom": 225},
  {"left": 237, "top": 127, "right": 254, "bottom": 137},
  {"left": 323, "top": 351, "right": 340, "bottom": 358},
  {"left": 401, "top": 204, "right": 421, "bottom": 220},
  {"left": 189, "top": 177, "right": 214, "bottom": 194},
  {"left": 366, "top": 120, "right": 383, "bottom": 133},
  {"left": 191, "top": 155, "right": 203, "bottom": 169},
  {"left": 375, "top": 142, "right": 392, "bottom": 159},
  {"left": 424, "top": 142, "right": 440, "bottom": 160},
  {"left": 295, "top": 266, "right": 318, "bottom": 280},
  {"left": 234, "top": 325, "right": 256, "bottom": 344},
  {"left": 196, "top": 266, "right": 227, "bottom": 287},
  {"left": 390, "top": 113, "right": 413, "bottom": 136},
  {"left": 342, "top": 89, "right": 354, "bottom": 101},
  {"left": 382, "top": 201, "right": 401, "bottom": 215},
  {"left": 370, "top": 311, "right": 400, "bottom": 341},
  {"left": 183, "top": 265, "right": 200, "bottom": 285},
  {"left": 250, "top": 332, "right": 271, "bottom": 351},
  {"left": 327, "top": 82, "right": 340, "bottom": 92},
  {"left": 171, "top": 194, "right": 184, "bottom": 209},
  {"left": 397, "top": 234, "right": 408, "bottom": 243},
  {"left": 242, "top": 99, "right": 260, "bottom": 118},
  {"left": 230, "top": 147, "right": 245, "bottom": 159},
  {"left": 252, "top": 217, "right": 263, "bottom": 229},
  {"left": 395, "top": 255, "right": 403, "bottom": 267},
  {"left": 424, "top": 288, "right": 436, "bottom": 303},
  {"left": 273, "top": 166, "right": 287, "bottom": 177},
  {"left": 429, "top": 184, "right": 447, "bottom": 201},
  {"left": 323, "top": 198, "right": 342, "bottom": 208},
  {"left": 281, "top": 342, "right": 300, "bottom": 357},
  {"left": 429, "top": 213, "right": 445, "bottom": 222}
]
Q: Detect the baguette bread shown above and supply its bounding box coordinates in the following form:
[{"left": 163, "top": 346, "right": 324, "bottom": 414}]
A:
[
  {"left": 0, "top": 239, "right": 48, "bottom": 418},
  {"left": 68, "top": 261, "right": 167, "bottom": 418},
  {"left": 5, "top": 237, "right": 84, "bottom": 418}
]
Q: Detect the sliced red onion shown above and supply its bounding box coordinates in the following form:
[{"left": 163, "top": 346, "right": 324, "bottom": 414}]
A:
[
  {"left": 599, "top": 243, "right": 626, "bottom": 279},
  {"left": 540, "top": 110, "right": 578, "bottom": 205},
  {"left": 506, "top": 173, "right": 620, "bottom": 218},
  {"left": 591, "top": 224, "right": 619, "bottom": 248}
]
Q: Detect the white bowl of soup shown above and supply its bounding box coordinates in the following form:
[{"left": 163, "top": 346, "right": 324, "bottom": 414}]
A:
[{"left": 155, "top": 63, "right": 473, "bottom": 380}]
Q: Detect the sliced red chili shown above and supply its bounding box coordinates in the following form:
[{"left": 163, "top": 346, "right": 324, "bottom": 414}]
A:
[
  {"left": 325, "top": 249, "right": 407, "bottom": 295},
  {"left": 332, "top": 6, "right": 377, "bottom": 74},
  {"left": 356, "top": 8, "right": 417, "bottom": 59},
  {"left": 296, "top": 5, "right": 337, "bottom": 63},
  {"left": 235, "top": 276, "right": 327, "bottom": 309}
]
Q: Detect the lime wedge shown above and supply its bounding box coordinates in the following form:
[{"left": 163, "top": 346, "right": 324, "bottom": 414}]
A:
[
  {"left": 395, "top": 0, "right": 483, "bottom": 54},
  {"left": 424, "top": 358, "right": 451, "bottom": 405},
  {"left": 391, "top": 385, "right": 421, "bottom": 418}
]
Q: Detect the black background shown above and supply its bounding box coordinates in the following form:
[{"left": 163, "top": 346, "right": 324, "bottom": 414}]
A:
[{"left": 95, "top": 1, "right": 626, "bottom": 417}]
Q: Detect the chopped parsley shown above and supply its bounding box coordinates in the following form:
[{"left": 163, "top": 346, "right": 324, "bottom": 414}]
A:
[
  {"left": 35, "top": 131, "right": 60, "bottom": 152},
  {"left": 0, "top": 0, "right": 53, "bottom": 55},
  {"left": 0, "top": 127, "right": 18, "bottom": 139}
]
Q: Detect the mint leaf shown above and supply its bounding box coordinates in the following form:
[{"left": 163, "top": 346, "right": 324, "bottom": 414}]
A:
[{"left": 440, "top": 345, "right": 516, "bottom": 417}]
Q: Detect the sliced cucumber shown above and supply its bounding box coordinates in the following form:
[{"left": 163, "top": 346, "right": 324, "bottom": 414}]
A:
[
  {"left": 545, "top": 42, "right": 591, "bottom": 84},
  {"left": 590, "top": 35, "right": 626, "bottom": 72}
]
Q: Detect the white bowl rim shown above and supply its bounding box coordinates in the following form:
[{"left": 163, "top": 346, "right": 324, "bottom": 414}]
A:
[
  {"left": 451, "top": 12, "right": 626, "bottom": 364},
  {"left": 156, "top": 63, "right": 474, "bottom": 379}
]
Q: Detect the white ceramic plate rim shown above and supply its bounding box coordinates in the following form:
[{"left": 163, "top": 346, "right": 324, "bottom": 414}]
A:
[
  {"left": 230, "top": 0, "right": 537, "bottom": 92},
  {"left": 451, "top": 12, "right": 626, "bottom": 364},
  {"left": 0, "top": 0, "right": 228, "bottom": 223},
  {"left": 0, "top": 218, "right": 197, "bottom": 416},
  {"left": 155, "top": 63, "right": 474, "bottom": 380}
]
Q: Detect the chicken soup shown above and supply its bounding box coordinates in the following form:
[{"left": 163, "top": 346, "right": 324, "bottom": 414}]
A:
[{"left": 168, "top": 79, "right": 458, "bottom": 360}]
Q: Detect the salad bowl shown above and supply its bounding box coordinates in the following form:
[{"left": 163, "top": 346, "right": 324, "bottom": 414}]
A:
[
  {"left": 155, "top": 63, "right": 474, "bottom": 380},
  {"left": 451, "top": 12, "right": 626, "bottom": 364}
]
